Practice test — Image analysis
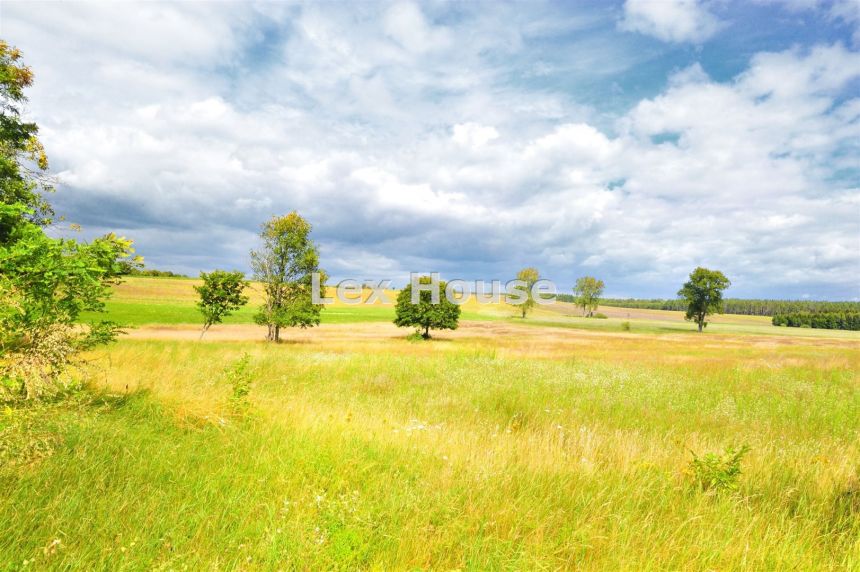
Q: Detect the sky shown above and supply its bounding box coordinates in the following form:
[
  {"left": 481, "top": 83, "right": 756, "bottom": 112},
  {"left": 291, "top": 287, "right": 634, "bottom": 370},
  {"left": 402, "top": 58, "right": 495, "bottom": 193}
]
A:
[{"left": 2, "top": 0, "right": 859, "bottom": 299}]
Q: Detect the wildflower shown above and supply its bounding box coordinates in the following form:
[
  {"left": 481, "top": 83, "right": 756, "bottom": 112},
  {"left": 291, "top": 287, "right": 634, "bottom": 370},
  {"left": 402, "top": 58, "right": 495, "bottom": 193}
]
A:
[{"left": 43, "top": 538, "right": 61, "bottom": 556}]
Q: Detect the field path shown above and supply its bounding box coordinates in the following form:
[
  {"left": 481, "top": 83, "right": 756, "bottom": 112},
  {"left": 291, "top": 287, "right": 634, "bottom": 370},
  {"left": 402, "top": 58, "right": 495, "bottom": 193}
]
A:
[{"left": 124, "top": 320, "right": 860, "bottom": 351}]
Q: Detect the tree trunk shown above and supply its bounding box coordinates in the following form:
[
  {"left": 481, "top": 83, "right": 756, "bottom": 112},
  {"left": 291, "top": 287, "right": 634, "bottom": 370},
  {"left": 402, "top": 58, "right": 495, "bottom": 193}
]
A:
[
  {"left": 697, "top": 320, "right": 704, "bottom": 332},
  {"left": 423, "top": 325, "right": 430, "bottom": 339},
  {"left": 199, "top": 324, "right": 210, "bottom": 341},
  {"left": 274, "top": 324, "right": 281, "bottom": 343},
  {"left": 521, "top": 306, "right": 526, "bottom": 319}
]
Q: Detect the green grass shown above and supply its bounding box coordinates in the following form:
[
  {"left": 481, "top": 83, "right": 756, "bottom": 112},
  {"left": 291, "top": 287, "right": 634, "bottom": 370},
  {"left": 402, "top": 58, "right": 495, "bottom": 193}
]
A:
[
  {"left": 1, "top": 334, "right": 858, "bottom": 570},
  {"left": 519, "top": 314, "right": 860, "bottom": 338},
  {"left": 7, "top": 276, "right": 859, "bottom": 568},
  {"left": 81, "top": 276, "right": 858, "bottom": 340},
  {"left": 84, "top": 299, "right": 860, "bottom": 340},
  {"left": 82, "top": 300, "right": 396, "bottom": 326},
  {"left": 81, "top": 299, "right": 507, "bottom": 328}
]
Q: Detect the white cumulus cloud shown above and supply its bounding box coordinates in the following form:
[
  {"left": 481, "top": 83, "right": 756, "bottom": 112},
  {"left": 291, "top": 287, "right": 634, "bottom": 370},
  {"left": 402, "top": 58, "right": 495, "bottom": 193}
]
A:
[{"left": 620, "top": 0, "right": 722, "bottom": 43}]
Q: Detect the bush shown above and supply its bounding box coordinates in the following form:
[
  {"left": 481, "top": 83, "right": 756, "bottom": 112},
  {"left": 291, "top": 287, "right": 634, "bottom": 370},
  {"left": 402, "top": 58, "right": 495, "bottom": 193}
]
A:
[
  {"left": 0, "top": 225, "right": 136, "bottom": 402},
  {"left": 592, "top": 312, "right": 608, "bottom": 319},
  {"left": 224, "top": 353, "right": 252, "bottom": 403},
  {"left": 688, "top": 445, "right": 750, "bottom": 493},
  {"left": 621, "top": 321, "right": 631, "bottom": 331}
]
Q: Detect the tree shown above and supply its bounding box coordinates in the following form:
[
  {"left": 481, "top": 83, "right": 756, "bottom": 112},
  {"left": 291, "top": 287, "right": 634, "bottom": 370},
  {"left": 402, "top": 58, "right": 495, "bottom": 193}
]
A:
[
  {"left": 0, "top": 41, "right": 53, "bottom": 244},
  {"left": 0, "top": 42, "right": 139, "bottom": 400},
  {"left": 195, "top": 270, "right": 248, "bottom": 339},
  {"left": 510, "top": 267, "right": 540, "bottom": 318},
  {"left": 394, "top": 276, "right": 461, "bottom": 339},
  {"left": 573, "top": 276, "right": 605, "bottom": 317},
  {"left": 250, "top": 212, "right": 325, "bottom": 342},
  {"left": 677, "top": 267, "right": 731, "bottom": 332}
]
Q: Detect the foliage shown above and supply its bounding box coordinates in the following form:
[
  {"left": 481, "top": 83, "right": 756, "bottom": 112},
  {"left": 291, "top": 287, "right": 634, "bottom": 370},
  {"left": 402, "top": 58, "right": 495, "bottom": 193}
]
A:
[
  {"left": 0, "top": 209, "right": 138, "bottom": 400},
  {"left": 677, "top": 267, "right": 731, "bottom": 332},
  {"left": 194, "top": 270, "right": 248, "bottom": 339},
  {"left": 621, "top": 321, "right": 631, "bottom": 331},
  {"left": 592, "top": 312, "right": 608, "bottom": 319},
  {"left": 0, "top": 43, "right": 137, "bottom": 401},
  {"left": 573, "top": 276, "right": 605, "bottom": 317},
  {"left": 688, "top": 445, "right": 750, "bottom": 493},
  {"left": 394, "top": 276, "right": 461, "bottom": 339},
  {"left": 510, "top": 267, "right": 540, "bottom": 318},
  {"left": 250, "top": 212, "right": 325, "bottom": 342},
  {"left": 223, "top": 353, "right": 252, "bottom": 403},
  {"left": 0, "top": 40, "right": 53, "bottom": 242},
  {"left": 772, "top": 312, "right": 860, "bottom": 331}
]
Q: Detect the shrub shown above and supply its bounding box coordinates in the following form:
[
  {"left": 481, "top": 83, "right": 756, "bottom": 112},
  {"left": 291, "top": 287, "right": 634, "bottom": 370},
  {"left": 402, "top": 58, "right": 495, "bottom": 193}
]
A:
[
  {"left": 688, "top": 445, "right": 750, "bottom": 492},
  {"left": 0, "top": 227, "right": 137, "bottom": 402},
  {"left": 224, "top": 353, "right": 252, "bottom": 403},
  {"left": 621, "top": 321, "right": 631, "bottom": 331},
  {"left": 592, "top": 312, "right": 608, "bottom": 319},
  {"left": 0, "top": 44, "right": 138, "bottom": 402}
]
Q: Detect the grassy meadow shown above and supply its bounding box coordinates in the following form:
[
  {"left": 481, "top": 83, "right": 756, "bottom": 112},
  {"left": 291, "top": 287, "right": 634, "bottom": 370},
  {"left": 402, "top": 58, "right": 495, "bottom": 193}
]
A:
[{"left": 2, "top": 277, "right": 859, "bottom": 569}]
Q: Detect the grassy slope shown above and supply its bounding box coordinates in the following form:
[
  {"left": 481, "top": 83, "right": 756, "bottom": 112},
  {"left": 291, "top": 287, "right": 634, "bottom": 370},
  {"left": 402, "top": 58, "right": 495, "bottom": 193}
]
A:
[
  {"left": 3, "top": 276, "right": 857, "bottom": 569},
  {"left": 1, "top": 334, "right": 858, "bottom": 569},
  {"left": 82, "top": 277, "right": 510, "bottom": 326},
  {"left": 84, "top": 277, "right": 858, "bottom": 339}
]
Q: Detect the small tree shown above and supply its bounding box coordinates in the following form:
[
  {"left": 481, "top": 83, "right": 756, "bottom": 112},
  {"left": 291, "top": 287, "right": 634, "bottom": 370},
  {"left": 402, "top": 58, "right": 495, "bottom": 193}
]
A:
[
  {"left": 250, "top": 212, "right": 325, "bottom": 342},
  {"left": 195, "top": 270, "right": 248, "bottom": 339},
  {"left": 677, "top": 267, "right": 731, "bottom": 332},
  {"left": 394, "top": 276, "right": 461, "bottom": 339},
  {"left": 0, "top": 43, "right": 139, "bottom": 400},
  {"left": 510, "top": 267, "right": 540, "bottom": 318},
  {"left": 573, "top": 276, "right": 605, "bottom": 317}
]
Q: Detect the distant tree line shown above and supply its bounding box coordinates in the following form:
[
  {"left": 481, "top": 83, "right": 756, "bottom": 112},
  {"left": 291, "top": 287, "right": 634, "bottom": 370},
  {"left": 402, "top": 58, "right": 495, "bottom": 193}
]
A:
[
  {"left": 554, "top": 296, "right": 860, "bottom": 317},
  {"left": 771, "top": 312, "right": 860, "bottom": 331},
  {"left": 117, "top": 259, "right": 187, "bottom": 277},
  {"left": 126, "top": 267, "right": 188, "bottom": 278}
]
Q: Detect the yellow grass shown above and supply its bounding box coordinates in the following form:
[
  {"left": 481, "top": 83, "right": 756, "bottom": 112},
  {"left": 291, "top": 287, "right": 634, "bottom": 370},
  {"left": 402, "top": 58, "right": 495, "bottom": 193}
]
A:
[{"left": 3, "top": 277, "right": 858, "bottom": 569}]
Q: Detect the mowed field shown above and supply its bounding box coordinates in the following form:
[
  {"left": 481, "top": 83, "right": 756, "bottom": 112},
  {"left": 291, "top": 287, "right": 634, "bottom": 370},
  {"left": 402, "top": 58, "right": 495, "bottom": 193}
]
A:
[{"left": 2, "top": 277, "right": 859, "bottom": 570}]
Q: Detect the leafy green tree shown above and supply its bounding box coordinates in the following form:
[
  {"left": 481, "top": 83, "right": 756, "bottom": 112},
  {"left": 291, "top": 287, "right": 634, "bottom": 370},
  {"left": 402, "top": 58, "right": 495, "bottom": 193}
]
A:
[
  {"left": 394, "top": 276, "right": 461, "bottom": 339},
  {"left": 0, "top": 42, "right": 139, "bottom": 400},
  {"left": 677, "top": 267, "right": 731, "bottom": 332},
  {"left": 510, "top": 267, "right": 540, "bottom": 318},
  {"left": 250, "top": 212, "right": 325, "bottom": 342},
  {"left": 0, "top": 41, "right": 53, "bottom": 243},
  {"left": 573, "top": 276, "right": 605, "bottom": 317},
  {"left": 195, "top": 270, "right": 248, "bottom": 339}
]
